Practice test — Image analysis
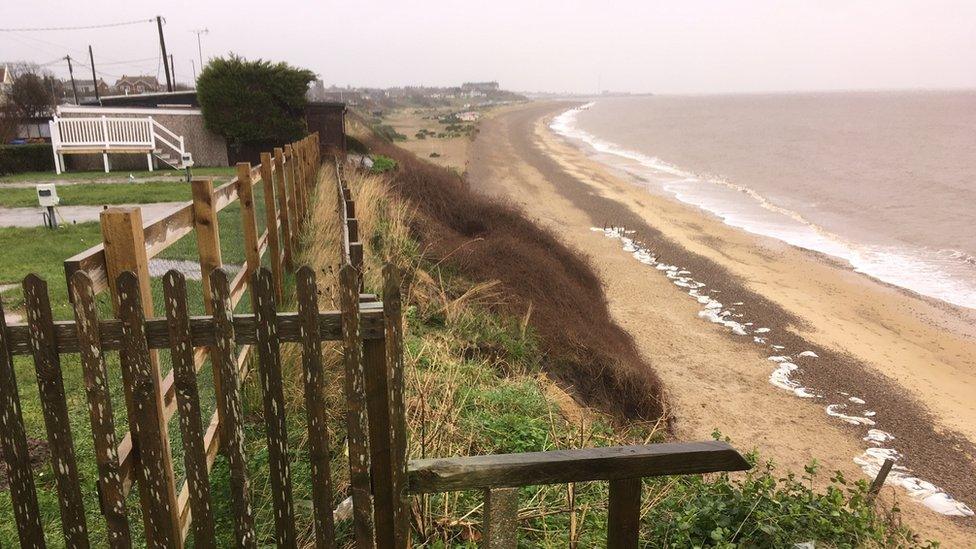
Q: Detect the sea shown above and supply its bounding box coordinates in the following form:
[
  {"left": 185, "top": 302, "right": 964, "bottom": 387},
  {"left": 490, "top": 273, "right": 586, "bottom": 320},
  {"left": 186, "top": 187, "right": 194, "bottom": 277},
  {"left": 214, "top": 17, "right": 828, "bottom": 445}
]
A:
[{"left": 551, "top": 91, "right": 976, "bottom": 310}]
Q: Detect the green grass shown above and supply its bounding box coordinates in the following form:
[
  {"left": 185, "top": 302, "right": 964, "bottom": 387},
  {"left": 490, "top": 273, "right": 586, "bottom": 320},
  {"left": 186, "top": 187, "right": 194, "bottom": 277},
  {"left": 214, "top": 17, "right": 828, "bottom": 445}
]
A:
[
  {"left": 0, "top": 176, "right": 290, "bottom": 545},
  {"left": 0, "top": 166, "right": 236, "bottom": 184},
  {"left": 0, "top": 182, "right": 195, "bottom": 208}
]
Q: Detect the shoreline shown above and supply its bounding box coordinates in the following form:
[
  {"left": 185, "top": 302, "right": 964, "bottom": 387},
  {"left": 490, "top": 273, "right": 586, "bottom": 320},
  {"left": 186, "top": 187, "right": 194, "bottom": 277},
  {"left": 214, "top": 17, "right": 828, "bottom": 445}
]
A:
[{"left": 465, "top": 100, "right": 976, "bottom": 543}]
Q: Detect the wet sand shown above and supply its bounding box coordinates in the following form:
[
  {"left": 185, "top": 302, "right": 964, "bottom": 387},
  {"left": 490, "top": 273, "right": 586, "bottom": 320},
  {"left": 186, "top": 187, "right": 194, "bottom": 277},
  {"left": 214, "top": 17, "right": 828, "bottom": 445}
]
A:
[{"left": 466, "top": 101, "right": 976, "bottom": 544}]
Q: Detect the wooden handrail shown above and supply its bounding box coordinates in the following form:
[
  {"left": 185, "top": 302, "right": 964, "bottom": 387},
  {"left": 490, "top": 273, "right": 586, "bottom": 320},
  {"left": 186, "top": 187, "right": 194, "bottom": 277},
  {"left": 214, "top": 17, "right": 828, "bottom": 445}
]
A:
[{"left": 407, "top": 441, "right": 750, "bottom": 494}]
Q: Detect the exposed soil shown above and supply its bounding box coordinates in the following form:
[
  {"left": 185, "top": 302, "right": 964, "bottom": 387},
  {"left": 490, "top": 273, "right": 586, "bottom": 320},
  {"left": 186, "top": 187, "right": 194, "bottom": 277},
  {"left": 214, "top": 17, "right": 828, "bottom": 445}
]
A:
[{"left": 0, "top": 438, "right": 49, "bottom": 490}]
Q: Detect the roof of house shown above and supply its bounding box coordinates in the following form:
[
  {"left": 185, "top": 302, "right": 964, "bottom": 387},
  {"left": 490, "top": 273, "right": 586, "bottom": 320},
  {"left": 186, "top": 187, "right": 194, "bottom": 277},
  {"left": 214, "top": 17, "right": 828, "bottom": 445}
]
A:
[{"left": 115, "top": 75, "right": 161, "bottom": 87}]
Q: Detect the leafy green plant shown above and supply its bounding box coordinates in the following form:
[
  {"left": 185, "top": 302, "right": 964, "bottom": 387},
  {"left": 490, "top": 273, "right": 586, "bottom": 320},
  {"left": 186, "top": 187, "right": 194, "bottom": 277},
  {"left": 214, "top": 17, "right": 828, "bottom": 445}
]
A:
[
  {"left": 197, "top": 55, "right": 314, "bottom": 147},
  {"left": 370, "top": 155, "right": 397, "bottom": 173}
]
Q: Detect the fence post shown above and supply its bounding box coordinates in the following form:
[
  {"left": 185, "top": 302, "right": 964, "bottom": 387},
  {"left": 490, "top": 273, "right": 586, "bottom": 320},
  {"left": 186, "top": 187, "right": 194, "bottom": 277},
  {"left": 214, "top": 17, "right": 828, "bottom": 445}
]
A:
[
  {"left": 482, "top": 488, "right": 518, "bottom": 549},
  {"left": 607, "top": 478, "right": 641, "bottom": 548},
  {"left": 296, "top": 267, "right": 337, "bottom": 548},
  {"left": 384, "top": 264, "right": 410, "bottom": 547},
  {"left": 71, "top": 271, "right": 131, "bottom": 547},
  {"left": 0, "top": 298, "right": 46, "bottom": 548},
  {"left": 285, "top": 144, "right": 305, "bottom": 231},
  {"left": 116, "top": 272, "right": 182, "bottom": 546},
  {"left": 235, "top": 163, "right": 261, "bottom": 279},
  {"left": 273, "top": 147, "right": 294, "bottom": 271},
  {"left": 340, "top": 265, "right": 376, "bottom": 548},
  {"left": 259, "top": 152, "right": 284, "bottom": 300},
  {"left": 100, "top": 207, "right": 181, "bottom": 544},
  {"left": 192, "top": 178, "right": 223, "bottom": 314},
  {"left": 209, "top": 270, "right": 258, "bottom": 548}
]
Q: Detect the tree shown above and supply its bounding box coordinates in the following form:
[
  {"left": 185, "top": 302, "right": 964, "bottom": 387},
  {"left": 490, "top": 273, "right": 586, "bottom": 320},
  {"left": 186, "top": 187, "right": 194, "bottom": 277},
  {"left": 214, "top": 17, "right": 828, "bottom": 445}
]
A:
[
  {"left": 11, "top": 73, "right": 54, "bottom": 119},
  {"left": 196, "top": 55, "right": 315, "bottom": 148}
]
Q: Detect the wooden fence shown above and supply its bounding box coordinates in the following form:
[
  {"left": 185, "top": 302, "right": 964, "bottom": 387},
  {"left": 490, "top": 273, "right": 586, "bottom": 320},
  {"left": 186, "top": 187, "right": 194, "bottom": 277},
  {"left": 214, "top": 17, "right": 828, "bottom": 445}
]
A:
[
  {"left": 0, "top": 141, "right": 752, "bottom": 548},
  {"left": 0, "top": 263, "right": 403, "bottom": 547}
]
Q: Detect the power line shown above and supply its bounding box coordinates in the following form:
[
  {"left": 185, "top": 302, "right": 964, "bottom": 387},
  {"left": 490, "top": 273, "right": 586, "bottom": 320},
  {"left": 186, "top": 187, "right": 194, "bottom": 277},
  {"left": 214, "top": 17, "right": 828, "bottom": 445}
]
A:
[{"left": 0, "top": 18, "right": 154, "bottom": 32}]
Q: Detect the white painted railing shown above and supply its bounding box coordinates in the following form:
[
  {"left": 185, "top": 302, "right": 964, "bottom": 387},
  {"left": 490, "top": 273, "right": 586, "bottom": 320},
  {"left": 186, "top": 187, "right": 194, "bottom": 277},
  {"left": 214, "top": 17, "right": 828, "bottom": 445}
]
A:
[{"left": 49, "top": 115, "right": 187, "bottom": 174}]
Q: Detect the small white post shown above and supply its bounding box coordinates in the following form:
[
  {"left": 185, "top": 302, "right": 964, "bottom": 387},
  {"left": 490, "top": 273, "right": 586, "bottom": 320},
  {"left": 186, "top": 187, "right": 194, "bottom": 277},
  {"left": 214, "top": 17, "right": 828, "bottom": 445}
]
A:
[
  {"left": 147, "top": 153, "right": 153, "bottom": 172},
  {"left": 49, "top": 120, "right": 61, "bottom": 175},
  {"left": 59, "top": 153, "right": 66, "bottom": 173},
  {"left": 102, "top": 116, "right": 111, "bottom": 173}
]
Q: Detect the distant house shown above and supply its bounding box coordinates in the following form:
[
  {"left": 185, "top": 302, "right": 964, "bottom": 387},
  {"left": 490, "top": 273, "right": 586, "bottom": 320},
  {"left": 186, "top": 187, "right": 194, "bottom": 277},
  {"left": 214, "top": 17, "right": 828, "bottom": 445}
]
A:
[
  {"left": 461, "top": 81, "right": 500, "bottom": 93},
  {"left": 114, "top": 75, "right": 161, "bottom": 95},
  {"left": 456, "top": 111, "right": 480, "bottom": 122},
  {"left": 73, "top": 78, "right": 111, "bottom": 102},
  {"left": 0, "top": 64, "right": 13, "bottom": 105}
]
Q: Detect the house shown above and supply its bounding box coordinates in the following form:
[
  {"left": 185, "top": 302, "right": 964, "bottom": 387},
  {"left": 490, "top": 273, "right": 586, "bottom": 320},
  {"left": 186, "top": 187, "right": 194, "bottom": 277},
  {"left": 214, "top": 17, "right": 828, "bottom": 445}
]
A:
[
  {"left": 114, "top": 75, "right": 161, "bottom": 95},
  {"left": 0, "top": 64, "right": 13, "bottom": 105},
  {"left": 72, "top": 78, "right": 110, "bottom": 102},
  {"left": 456, "top": 111, "right": 480, "bottom": 122}
]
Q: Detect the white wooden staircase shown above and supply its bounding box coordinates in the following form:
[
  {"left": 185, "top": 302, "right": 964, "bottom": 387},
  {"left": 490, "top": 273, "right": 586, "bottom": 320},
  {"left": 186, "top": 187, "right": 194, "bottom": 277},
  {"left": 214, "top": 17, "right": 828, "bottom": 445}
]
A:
[{"left": 49, "top": 115, "right": 193, "bottom": 174}]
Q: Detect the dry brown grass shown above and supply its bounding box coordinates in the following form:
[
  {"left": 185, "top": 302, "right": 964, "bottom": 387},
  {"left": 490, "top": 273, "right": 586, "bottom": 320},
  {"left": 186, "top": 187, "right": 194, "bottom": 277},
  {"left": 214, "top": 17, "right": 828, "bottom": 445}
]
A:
[{"left": 355, "top": 133, "right": 670, "bottom": 424}]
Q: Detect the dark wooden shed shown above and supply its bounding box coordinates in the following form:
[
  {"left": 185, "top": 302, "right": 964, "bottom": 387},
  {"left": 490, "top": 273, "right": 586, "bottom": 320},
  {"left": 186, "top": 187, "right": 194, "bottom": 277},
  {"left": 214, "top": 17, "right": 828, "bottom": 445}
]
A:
[{"left": 305, "top": 102, "right": 347, "bottom": 159}]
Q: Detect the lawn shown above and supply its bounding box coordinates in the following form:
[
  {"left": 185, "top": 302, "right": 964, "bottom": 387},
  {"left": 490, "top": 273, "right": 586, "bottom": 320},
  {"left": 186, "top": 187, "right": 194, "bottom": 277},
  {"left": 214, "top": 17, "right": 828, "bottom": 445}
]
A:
[
  {"left": 0, "top": 166, "right": 236, "bottom": 184},
  {"left": 0, "top": 182, "right": 195, "bottom": 208}
]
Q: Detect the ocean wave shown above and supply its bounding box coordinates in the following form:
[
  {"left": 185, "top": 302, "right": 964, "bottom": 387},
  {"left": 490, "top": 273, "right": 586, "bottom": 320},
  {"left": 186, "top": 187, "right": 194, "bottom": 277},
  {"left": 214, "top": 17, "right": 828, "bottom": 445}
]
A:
[{"left": 551, "top": 104, "right": 976, "bottom": 310}]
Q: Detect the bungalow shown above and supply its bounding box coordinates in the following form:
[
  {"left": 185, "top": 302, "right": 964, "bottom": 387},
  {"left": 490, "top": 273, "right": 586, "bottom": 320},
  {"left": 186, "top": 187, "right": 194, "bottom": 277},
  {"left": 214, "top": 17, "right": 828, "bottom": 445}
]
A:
[{"left": 114, "top": 75, "right": 161, "bottom": 95}]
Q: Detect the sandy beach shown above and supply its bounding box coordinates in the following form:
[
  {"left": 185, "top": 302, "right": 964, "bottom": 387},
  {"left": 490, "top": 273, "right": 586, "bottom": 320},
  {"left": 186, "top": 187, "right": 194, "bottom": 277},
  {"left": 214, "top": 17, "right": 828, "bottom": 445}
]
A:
[{"left": 464, "top": 101, "right": 976, "bottom": 544}]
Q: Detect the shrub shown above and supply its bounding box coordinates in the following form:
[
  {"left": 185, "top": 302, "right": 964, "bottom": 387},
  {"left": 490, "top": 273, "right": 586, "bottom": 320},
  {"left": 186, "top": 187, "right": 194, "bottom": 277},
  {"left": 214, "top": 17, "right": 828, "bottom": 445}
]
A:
[
  {"left": 0, "top": 144, "right": 54, "bottom": 175},
  {"left": 370, "top": 155, "right": 397, "bottom": 174},
  {"left": 197, "top": 55, "right": 315, "bottom": 148}
]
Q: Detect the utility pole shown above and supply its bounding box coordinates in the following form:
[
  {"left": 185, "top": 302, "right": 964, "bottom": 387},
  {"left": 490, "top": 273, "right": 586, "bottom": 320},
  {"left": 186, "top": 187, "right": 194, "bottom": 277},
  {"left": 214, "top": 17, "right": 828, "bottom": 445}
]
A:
[
  {"left": 170, "top": 54, "right": 175, "bottom": 86},
  {"left": 191, "top": 59, "right": 196, "bottom": 82},
  {"left": 190, "top": 28, "right": 209, "bottom": 69},
  {"left": 88, "top": 45, "right": 100, "bottom": 104},
  {"left": 65, "top": 55, "right": 79, "bottom": 104},
  {"left": 156, "top": 15, "right": 173, "bottom": 92}
]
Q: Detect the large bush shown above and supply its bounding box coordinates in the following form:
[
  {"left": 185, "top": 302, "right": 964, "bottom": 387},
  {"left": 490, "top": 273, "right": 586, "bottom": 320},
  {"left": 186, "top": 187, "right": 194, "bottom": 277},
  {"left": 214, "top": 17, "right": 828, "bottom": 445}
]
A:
[
  {"left": 196, "top": 55, "right": 315, "bottom": 148},
  {"left": 0, "top": 144, "right": 54, "bottom": 175}
]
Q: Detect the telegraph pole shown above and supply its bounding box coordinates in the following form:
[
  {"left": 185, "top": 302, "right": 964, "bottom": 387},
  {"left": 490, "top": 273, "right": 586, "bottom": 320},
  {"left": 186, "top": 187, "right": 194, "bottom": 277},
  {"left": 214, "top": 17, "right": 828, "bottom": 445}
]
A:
[
  {"left": 170, "top": 54, "right": 175, "bottom": 86},
  {"left": 156, "top": 15, "right": 173, "bottom": 92},
  {"left": 88, "top": 45, "right": 100, "bottom": 103},
  {"left": 191, "top": 28, "right": 209, "bottom": 68},
  {"left": 65, "top": 55, "right": 79, "bottom": 104}
]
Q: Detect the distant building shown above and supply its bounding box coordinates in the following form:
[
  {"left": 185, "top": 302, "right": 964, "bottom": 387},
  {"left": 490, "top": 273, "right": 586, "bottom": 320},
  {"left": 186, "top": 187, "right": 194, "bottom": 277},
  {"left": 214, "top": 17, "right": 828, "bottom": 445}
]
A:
[
  {"left": 461, "top": 81, "right": 500, "bottom": 93},
  {"left": 456, "top": 111, "right": 480, "bottom": 122},
  {"left": 72, "top": 78, "right": 111, "bottom": 102},
  {"left": 0, "top": 64, "right": 14, "bottom": 105},
  {"left": 114, "top": 75, "right": 161, "bottom": 95}
]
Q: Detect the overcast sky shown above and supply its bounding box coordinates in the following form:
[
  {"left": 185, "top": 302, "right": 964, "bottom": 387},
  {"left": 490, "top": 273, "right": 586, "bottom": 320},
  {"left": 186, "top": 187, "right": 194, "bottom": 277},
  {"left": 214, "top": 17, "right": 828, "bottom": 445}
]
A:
[{"left": 2, "top": 0, "right": 974, "bottom": 94}]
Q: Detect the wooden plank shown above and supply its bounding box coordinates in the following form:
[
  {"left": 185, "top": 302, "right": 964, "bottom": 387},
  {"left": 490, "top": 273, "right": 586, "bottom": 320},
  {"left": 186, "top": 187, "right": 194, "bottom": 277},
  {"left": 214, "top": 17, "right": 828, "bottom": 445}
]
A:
[
  {"left": 162, "top": 272, "right": 216, "bottom": 547},
  {"left": 347, "top": 218, "right": 359, "bottom": 242},
  {"left": 209, "top": 269, "right": 257, "bottom": 548},
  {"left": 100, "top": 207, "right": 154, "bottom": 315},
  {"left": 23, "top": 275, "right": 90, "bottom": 548},
  {"left": 607, "top": 478, "right": 641, "bottom": 548},
  {"left": 273, "top": 147, "right": 294, "bottom": 271},
  {"left": 192, "top": 178, "right": 223, "bottom": 315},
  {"left": 252, "top": 268, "right": 297, "bottom": 546},
  {"left": 408, "top": 441, "right": 751, "bottom": 494},
  {"left": 0, "top": 296, "right": 46, "bottom": 548},
  {"left": 296, "top": 267, "right": 337, "bottom": 548},
  {"left": 284, "top": 145, "right": 301, "bottom": 250},
  {"left": 383, "top": 264, "right": 410, "bottom": 548},
  {"left": 482, "top": 488, "right": 518, "bottom": 549},
  {"left": 2, "top": 309, "right": 386, "bottom": 355},
  {"left": 70, "top": 271, "right": 130, "bottom": 547},
  {"left": 236, "top": 162, "right": 261, "bottom": 277},
  {"left": 340, "top": 264, "right": 376, "bottom": 548},
  {"left": 260, "top": 153, "right": 284, "bottom": 299},
  {"left": 286, "top": 145, "right": 305, "bottom": 226},
  {"left": 117, "top": 272, "right": 182, "bottom": 547},
  {"left": 364, "top": 335, "right": 395, "bottom": 548}
]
